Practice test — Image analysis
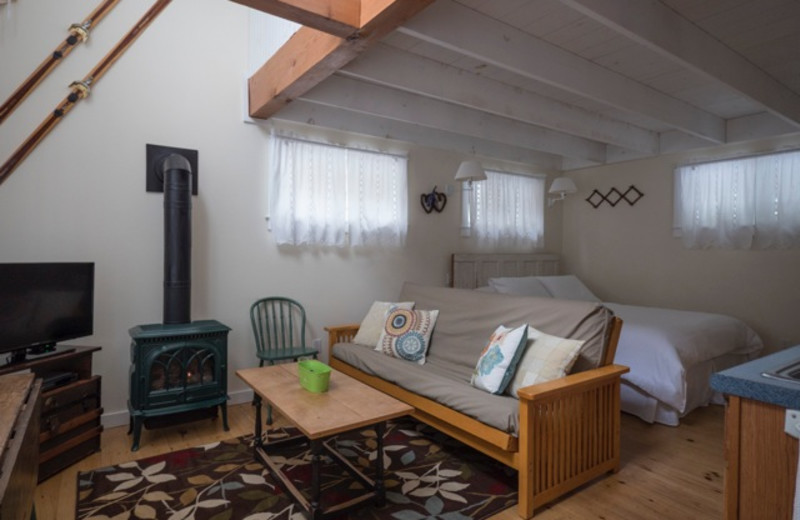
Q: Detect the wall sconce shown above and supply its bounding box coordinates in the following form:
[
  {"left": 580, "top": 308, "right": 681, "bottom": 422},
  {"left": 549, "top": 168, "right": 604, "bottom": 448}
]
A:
[
  {"left": 548, "top": 176, "right": 577, "bottom": 207},
  {"left": 454, "top": 160, "right": 486, "bottom": 237}
]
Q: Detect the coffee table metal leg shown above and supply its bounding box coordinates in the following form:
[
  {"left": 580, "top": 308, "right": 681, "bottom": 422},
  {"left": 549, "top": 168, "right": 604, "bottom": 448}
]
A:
[
  {"left": 375, "top": 421, "right": 386, "bottom": 507},
  {"left": 310, "top": 439, "right": 323, "bottom": 520},
  {"left": 253, "top": 395, "right": 263, "bottom": 449}
]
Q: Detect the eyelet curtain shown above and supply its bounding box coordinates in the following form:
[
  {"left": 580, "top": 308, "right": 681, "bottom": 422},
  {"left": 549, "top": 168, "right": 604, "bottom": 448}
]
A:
[
  {"left": 346, "top": 148, "right": 408, "bottom": 247},
  {"left": 675, "top": 150, "right": 800, "bottom": 249},
  {"left": 473, "top": 170, "right": 545, "bottom": 247},
  {"left": 269, "top": 135, "right": 407, "bottom": 247}
]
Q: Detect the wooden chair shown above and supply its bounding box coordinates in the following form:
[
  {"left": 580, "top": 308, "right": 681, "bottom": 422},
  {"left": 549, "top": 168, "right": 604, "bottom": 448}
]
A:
[{"left": 250, "top": 297, "right": 318, "bottom": 424}]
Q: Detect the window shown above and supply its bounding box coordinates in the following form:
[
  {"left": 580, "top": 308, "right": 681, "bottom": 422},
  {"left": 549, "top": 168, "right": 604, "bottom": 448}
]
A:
[
  {"left": 269, "top": 135, "right": 408, "bottom": 247},
  {"left": 674, "top": 150, "right": 800, "bottom": 249},
  {"left": 473, "top": 170, "right": 545, "bottom": 247}
]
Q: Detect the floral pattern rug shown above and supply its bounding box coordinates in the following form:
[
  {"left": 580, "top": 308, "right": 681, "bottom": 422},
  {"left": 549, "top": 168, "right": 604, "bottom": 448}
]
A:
[{"left": 76, "top": 417, "right": 517, "bottom": 520}]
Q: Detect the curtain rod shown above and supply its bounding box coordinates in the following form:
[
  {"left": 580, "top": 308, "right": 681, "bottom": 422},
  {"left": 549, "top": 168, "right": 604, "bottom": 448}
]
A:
[
  {"left": 271, "top": 131, "right": 408, "bottom": 160},
  {"left": 485, "top": 167, "right": 546, "bottom": 179},
  {"left": 678, "top": 146, "right": 800, "bottom": 169}
]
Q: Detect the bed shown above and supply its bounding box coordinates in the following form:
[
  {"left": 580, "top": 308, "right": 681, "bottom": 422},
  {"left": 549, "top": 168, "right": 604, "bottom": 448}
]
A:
[{"left": 450, "top": 253, "right": 764, "bottom": 425}]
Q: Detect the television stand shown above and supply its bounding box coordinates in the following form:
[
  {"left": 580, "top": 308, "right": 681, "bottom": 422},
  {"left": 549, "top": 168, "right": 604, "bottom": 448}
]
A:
[
  {"left": 1, "top": 345, "right": 76, "bottom": 368},
  {"left": 26, "top": 345, "right": 75, "bottom": 361}
]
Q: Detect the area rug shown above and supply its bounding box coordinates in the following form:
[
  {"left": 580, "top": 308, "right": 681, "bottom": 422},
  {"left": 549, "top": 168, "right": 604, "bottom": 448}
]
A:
[{"left": 76, "top": 417, "right": 517, "bottom": 520}]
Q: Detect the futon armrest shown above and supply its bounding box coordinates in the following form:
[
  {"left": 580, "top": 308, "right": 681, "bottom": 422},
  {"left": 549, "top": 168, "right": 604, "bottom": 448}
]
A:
[
  {"left": 325, "top": 324, "right": 361, "bottom": 358},
  {"left": 516, "top": 364, "right": 629, "bottom": 403}
]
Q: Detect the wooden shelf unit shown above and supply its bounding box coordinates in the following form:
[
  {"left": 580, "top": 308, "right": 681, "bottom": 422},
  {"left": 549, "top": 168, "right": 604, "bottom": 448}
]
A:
[{"left": 0, "top": 346, "right": 102, "bottom": 482}]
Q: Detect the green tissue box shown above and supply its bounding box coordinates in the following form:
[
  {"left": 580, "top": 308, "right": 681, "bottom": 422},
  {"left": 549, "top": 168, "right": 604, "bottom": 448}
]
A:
[{"left": 298, "top": 360, "right": 331, "bottom": 393}]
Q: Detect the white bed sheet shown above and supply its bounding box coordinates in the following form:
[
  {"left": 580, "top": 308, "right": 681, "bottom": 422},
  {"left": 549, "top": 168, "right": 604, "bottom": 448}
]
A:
[{"left": 607, "top": 303, "right": 763, "bottom": 421}]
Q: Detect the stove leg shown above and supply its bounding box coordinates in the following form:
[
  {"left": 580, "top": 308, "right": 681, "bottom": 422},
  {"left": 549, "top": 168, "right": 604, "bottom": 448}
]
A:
[
  {"left": 130, "top": 416, "right": 142, "bottom": 451},
  {"left": 220, "top": 403, "right": 229, "bottom": 431}
]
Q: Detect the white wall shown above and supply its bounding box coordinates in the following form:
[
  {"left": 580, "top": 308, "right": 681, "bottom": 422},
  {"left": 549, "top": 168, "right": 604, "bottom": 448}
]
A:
[
  {"left": 562, "top": 135, "right": 800, "bottom": 354},
  {"left": 0, "top": 0, "right": 560, "bottom": 427}
]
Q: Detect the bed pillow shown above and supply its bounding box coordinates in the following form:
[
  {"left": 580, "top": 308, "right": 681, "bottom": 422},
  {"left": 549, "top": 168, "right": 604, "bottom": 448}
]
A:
[
  {"left": 536, "top": 275, "right": 600, "bottom": 302},
  {"left": 471, "top": 324, "right": 529, "bottom": 394},
  {"left": 376, "top": 308, "right": 439, "bottom": 365},
  {"left": 506, "top": 326, "right": 585, "bottom": 398},
  {"left": 353, "top": 301, "right": 415, "bottom": 346},
  {"left": 488, "top": 276, "right": 552, "bottom": 298}
]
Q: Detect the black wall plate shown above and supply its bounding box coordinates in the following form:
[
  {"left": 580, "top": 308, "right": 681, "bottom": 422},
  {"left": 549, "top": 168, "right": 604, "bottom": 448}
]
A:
[{"left": 146, "top": 144, "right": 199, "bottom": 195}]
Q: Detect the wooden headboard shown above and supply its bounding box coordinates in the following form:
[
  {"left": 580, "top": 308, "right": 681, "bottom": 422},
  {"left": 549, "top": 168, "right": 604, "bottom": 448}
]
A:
[{"left": 450, "top": 253, "right": 560, "bottom": 289}]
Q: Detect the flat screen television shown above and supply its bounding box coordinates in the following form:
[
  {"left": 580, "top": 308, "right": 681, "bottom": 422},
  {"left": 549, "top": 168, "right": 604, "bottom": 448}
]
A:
[{"left": 0, "top": 262, "right": 94, "bottom": 365}]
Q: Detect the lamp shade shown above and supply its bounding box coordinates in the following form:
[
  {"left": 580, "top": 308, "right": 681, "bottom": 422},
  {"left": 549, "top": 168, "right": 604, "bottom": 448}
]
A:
[
  {"left": 548, "top": 176, "right": 577, "bottom": 195},
  {"left": 454, "top": 160, "right": 487, "bottom": 182}
]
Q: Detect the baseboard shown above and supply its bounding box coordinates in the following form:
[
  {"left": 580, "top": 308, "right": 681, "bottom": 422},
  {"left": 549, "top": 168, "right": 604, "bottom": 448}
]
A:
[{"left": 101, "top": 388, "right": 255, "bottom": 428}]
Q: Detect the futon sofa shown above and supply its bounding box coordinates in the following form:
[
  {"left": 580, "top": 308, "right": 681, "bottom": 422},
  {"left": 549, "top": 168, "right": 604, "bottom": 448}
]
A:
[{"left": 327, "top": 282, "right": 628, "bottom": 519}]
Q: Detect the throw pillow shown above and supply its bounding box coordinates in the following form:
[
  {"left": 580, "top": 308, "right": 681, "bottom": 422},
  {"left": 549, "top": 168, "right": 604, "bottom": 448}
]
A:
[
  {"left": 376, "top": 308, "right": 439, "bottom": 365},
  {"left": 353, "top": 301, "right": 414, "bottom": 347},
  {"left": 506, "top": 326, "right": 585, "bottom": 398},
  {"left": 471, "top": 324, "right": 528, "bottom": 394}
]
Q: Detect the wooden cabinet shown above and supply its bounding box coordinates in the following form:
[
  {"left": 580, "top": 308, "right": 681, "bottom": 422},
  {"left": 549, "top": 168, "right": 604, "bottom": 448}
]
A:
[
  {"left": 723, "top": 396, "right": 799, "bottom": 519},
  {"left": 0, "top": 346, "right": 102, "bottom": 482}
]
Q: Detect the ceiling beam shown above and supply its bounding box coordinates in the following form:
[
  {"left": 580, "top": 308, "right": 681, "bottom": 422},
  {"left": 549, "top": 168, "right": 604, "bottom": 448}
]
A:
[
  {"left": 274, "top": 100, "right": 564, "bottom": 171},
  {"left": 230, "top": 0, "right": 359, "bottom": 37},
  {"left": 341, "top": 44, "right": 658, "bottom": 154},
  {"left": 300, "top": 75, "right": 606, "bottom": 163},
  {"left": 398, "top": 0, "right": 726, "bottom": 144},
  {"left": 559, "top": 0, "right": 800, "bottom": 129},
  {"left": 246, "top": 0, "right": 433, "bottom": 119}
]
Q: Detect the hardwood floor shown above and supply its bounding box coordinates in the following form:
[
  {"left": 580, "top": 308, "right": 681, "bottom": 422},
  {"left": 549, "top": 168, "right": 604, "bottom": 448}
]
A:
[{"left": 35, "top": 403, "right": 724, "bottom": 519}]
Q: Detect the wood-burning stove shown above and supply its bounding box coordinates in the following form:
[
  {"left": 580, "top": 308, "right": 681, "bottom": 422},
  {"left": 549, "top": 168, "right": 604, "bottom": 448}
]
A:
[
  {"left": 128, "top": 320, "right": 229, "bottom": 451},
  {"left": 127, "top": 152, "right": 230, "bottom": 451}
]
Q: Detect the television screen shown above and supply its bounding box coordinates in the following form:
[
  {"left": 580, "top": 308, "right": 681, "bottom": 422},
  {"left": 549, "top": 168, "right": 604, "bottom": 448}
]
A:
[{"left": 0, "top": 262, "right": 94, "bottom": 357}]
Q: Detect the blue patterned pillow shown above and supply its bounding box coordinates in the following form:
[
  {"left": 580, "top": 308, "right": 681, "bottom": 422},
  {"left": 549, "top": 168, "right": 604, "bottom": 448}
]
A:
[
  {"left": 376, "top": 309, "right": 439, "bottom": 365},
  {"left": 471, "top": 324, "right": 529, "bottom": 394}
]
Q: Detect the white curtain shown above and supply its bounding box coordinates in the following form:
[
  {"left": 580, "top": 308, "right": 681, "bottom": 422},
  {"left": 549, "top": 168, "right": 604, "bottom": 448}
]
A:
[
  {"left": 675, "top": 150, "right": 800, "bottom": 249},
  {"left": 473, "top": 170, "right": 545, "bottom": 247},
  {"left": 346, "top": 148, "right": 408, "bottom": 247},
  {"left": 269, "top": 135, "right": 407, "bottom": 247}
]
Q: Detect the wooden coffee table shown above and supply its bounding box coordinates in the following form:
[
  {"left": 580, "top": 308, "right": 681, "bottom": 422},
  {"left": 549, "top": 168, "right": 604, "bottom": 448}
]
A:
[{"left": 236, "top": 363, "right": 413, "bottom": 520}]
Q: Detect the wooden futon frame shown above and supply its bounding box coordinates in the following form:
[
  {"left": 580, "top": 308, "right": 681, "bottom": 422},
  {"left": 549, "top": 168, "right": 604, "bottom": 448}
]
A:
[{"left": 326, "top": 319, "right": 627, "bottom": 519}]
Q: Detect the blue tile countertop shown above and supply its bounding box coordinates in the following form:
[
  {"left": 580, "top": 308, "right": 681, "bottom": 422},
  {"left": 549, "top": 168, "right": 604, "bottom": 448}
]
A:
[{"left": 711, "top": 344, "right": 800, "bottom": 410}]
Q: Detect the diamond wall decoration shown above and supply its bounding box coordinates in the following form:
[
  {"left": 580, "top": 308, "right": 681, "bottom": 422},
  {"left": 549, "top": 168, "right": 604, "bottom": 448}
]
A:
[{"left": 586, "top": 185, "right": 644, "bottom": 208}]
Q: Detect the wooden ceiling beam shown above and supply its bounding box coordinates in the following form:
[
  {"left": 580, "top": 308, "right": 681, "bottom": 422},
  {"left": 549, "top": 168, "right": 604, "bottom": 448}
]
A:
[
  {"left": 341, "top": 44, "right": 658, "bottom": 154},
  {"left": 299, "top": 75, "right": 606, "bottom": 163},
  {"left": 559, "top": 0, "right": 800, "bottom": 129},
  {"left": 274, "top": 100, "right": 564, "bottom": 171},
  {"left": 230, "top": 0, "right": 358, "bottom": 37},
  {"left": 245, "top": 0, "right": 434, "bottom": 120},
  {"left": 399, "top": 0, "right": 726, "bottom": 144}
]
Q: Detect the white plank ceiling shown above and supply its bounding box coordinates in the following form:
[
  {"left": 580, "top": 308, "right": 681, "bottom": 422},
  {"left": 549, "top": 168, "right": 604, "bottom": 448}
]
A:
[{"left": 257, "top": 0, "right": 800, "bottom": 172}]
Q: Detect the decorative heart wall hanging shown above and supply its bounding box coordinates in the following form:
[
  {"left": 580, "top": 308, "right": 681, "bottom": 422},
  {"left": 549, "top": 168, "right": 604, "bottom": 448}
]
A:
[{"left": 421, "top": 186, "right": 447, "bottom": 213}]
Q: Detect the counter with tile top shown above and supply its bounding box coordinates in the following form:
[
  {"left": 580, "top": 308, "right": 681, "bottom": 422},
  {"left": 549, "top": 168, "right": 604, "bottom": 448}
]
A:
[{"left": 711, "top": 343, "right": 800, "bottom": 410}]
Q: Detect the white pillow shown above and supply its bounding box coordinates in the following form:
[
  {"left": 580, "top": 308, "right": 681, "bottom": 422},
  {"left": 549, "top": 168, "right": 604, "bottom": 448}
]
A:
[
  {"left": 535, "top": 275, "right": 600, "bottom": 302},
  {"left": 506, "top": 326, "right": 585, "bottom": 398},
  {"left": 353, "top": 301, "right": 414, "bottom": 347},
  {"left": 488, "top": 277, "right": 552, "bottom": 298},
  {"left": 471, "top": 324, "right": 528, "bottom": 394}
]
